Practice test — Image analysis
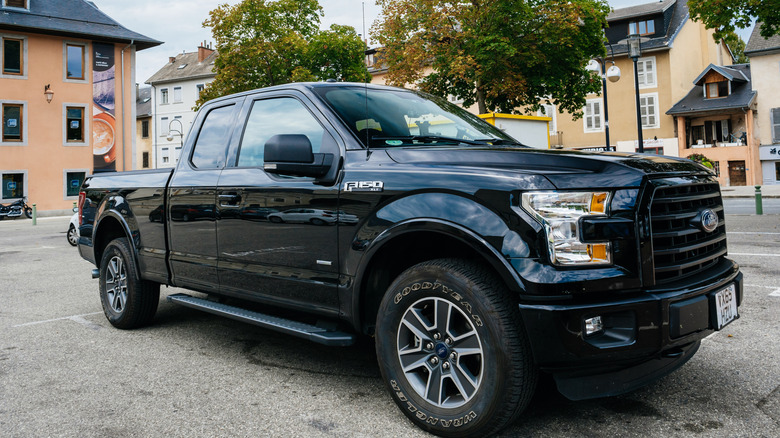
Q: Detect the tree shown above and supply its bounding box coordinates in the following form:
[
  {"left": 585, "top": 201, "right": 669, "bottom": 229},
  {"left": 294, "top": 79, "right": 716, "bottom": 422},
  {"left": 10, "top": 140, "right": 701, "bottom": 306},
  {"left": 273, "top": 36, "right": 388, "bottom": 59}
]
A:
[
  {"left": 197, "top": 0, "right": 369, "bottom": 107},
  {"left": 688, "top": 0, "right": 780, "bottom": 42},
  {"left": 722, "top": 31, "right": 748, "bottom": 64},
  {"left": 372, "top": 0, "right": 611, "bottom": 116}
]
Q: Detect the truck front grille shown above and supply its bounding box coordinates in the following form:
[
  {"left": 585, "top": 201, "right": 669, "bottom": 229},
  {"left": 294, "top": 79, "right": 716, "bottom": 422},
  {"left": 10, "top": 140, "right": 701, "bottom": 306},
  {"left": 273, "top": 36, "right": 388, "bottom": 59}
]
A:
[{"left": 650, "top": 181, "right": 727, "bottom": 285}]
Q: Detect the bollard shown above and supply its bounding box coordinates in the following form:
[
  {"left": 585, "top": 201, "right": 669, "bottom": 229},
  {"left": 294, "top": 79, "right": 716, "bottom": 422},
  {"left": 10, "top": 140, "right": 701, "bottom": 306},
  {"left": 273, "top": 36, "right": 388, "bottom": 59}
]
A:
[
  {"left": 32, "top": 203, "right": 37, "bottom": 225},
  {"left": 73, "top": 201, "right": 77, "bottom": 211},
  {"left": 755, "top": 185, "right": 763, "bottom": 215}
]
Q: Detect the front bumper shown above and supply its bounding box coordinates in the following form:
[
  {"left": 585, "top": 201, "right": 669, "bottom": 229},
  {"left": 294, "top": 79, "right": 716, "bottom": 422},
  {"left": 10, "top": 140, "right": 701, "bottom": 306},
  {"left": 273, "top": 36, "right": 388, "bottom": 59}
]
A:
[{"left": 518, "top": 262, "right": 742, "bottom": 399}]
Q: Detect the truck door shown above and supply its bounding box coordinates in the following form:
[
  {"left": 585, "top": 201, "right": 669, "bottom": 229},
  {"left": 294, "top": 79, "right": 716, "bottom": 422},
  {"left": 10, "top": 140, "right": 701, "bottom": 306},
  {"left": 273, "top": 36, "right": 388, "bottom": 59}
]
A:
[
  {"left": 216, "top": 93, "right": 342, "bottom": 312},
  {"left": 167, "top": 99, "right": 242, "bottom": 292}
]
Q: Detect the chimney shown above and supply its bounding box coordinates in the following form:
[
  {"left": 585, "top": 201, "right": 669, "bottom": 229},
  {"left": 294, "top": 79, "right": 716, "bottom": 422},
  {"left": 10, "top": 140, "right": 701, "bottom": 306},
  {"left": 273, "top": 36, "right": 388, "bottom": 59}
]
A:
[
  {"left": 169, "top": 56, "right": 176, "bottom": 64},
  {"left": 198, "top": 41, "right": 215, "bottom": 62}
]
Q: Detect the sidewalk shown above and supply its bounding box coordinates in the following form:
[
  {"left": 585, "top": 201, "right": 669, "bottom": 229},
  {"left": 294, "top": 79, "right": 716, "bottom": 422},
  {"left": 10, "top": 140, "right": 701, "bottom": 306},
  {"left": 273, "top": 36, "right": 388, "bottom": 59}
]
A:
[{"left": 720, "top": 184, "right": 780, "bottom": 198}]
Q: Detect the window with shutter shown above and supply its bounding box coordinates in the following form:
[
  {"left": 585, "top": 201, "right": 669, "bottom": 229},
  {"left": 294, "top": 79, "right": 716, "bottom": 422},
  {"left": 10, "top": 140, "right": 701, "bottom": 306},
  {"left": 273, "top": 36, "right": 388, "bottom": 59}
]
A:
[{"left": 772, "top": 108, "right": 780, "bottom": 143}]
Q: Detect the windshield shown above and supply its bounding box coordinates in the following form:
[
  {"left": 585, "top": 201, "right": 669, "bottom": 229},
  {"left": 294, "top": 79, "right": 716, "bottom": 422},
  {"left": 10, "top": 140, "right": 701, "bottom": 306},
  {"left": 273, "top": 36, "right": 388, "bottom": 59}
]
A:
[{"left": 313, "top": 86, "right": 522, "bottom": 148}]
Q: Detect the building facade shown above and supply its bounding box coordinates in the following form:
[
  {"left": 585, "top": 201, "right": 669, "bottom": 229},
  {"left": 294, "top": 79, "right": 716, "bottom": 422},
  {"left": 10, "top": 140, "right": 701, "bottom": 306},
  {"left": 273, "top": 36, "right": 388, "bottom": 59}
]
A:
[
  {"left": 667, "top": 64, "right": 758, "bottom": 186},
  {"left": 0, "top": 0, "right": 159, "bottom": 213},
  {"left": 145, "top": 44, "right": 216, "bottom": 168},
  {"left": 745, "top": 23, "right": 780, "bottom": 185},
  {"left": 547, "top": 0, "right": 732, "bottom": 156},
  {"left": 136, "top": 85, "right": 152, "bottom": 169}
]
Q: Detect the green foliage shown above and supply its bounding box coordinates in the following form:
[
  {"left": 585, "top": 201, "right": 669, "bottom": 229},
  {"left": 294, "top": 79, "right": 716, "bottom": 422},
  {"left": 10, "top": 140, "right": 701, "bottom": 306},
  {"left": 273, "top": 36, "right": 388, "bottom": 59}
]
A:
[
  {"left": 722, "top": 31, "right": 749, "bottom": 63},
  {"left": 197, "top": 0, "right": 369, "bottom": 108},
  {"left": 688, "top": 0, "right": 779, "bottom": 43},
  {"left": 372, "top": 0, "right": 611, "bottom": 116},
  {"left": 688, "top": 153, "right": 715, "bottom": 169}
]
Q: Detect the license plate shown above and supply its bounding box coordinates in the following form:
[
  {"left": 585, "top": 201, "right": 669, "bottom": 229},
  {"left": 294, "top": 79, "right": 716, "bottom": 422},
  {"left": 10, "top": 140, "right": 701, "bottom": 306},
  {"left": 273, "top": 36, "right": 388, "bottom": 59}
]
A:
[{"left": 714, "top": 284, "right": 738, "bottom": 330}]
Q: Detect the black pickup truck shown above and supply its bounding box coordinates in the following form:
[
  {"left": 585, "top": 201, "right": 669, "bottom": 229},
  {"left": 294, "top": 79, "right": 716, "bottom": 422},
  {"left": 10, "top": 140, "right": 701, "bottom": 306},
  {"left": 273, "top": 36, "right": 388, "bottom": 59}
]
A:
[{"left": 77, "top": 82, "right": 741, "bottom": 437}]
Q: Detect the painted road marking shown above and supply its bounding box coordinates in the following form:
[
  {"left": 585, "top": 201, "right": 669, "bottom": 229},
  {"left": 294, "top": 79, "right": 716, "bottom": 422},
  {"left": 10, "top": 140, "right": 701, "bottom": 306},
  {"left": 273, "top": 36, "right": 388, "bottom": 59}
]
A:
[
  {"left": 730, "top": 253, "right": 780, "bottom": 257},
  {"left": 12, "top": 312, "right": 103, "bottom": 328},
  {"left": 745, "top": 284, "right": 780, "bottom": 298},
  {"left": 727, "top": 232, "right": 780, "bottom": 235}
]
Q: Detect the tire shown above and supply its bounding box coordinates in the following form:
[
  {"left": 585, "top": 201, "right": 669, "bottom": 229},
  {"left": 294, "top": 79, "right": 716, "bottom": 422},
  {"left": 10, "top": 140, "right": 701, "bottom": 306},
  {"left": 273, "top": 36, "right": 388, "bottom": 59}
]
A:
[
  {"left": 67, "top": 224, "right": 78, "bottom": 246},
  {"left": 24, "top": 207, "right": 32, "bottom": 218},
  {"left": 269, "top": 216, "right": 283, "bottom": 223},
  {"left": 375, "top": 259, "right": 537, "bottom": 437},
  {"left": 310, "top": 218, "right": 326, "bottom": 226},
  {"left": 98, "top": 238, "right": 160, "bottom": 329}
]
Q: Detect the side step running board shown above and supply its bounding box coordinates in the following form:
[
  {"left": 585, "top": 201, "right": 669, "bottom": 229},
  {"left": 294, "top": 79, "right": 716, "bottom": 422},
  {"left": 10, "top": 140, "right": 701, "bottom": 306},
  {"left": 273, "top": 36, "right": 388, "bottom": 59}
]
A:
[{"left": 167, "top": 293, "right": 355, "bottom": 346}]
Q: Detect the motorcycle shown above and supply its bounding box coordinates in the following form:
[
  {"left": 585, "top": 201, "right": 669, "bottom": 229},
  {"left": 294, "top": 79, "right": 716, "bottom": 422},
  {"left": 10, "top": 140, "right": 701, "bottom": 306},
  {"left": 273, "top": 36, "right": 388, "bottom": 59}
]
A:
[{"left": 0, "top": 196, "right": 33, "bottom": 220}]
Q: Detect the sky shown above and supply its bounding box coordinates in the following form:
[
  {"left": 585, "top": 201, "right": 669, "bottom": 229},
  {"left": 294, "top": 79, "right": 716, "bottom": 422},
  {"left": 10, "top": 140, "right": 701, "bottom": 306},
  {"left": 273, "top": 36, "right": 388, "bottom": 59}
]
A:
[{"left": 89, "top": 0, "right": 756, "bottom": 87}]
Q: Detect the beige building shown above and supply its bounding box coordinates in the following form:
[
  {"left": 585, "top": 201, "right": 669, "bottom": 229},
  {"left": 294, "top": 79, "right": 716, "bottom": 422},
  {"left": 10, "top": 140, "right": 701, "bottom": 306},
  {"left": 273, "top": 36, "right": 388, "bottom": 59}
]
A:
[
  {"left": 745, "top": 23, "right": 780, "bottom": 185},
  {"left": 551, "top": 0, "right": 732, "bottom": 155},
  {"left": 0, "top": 0, "right": 159, "bottom": 213}
]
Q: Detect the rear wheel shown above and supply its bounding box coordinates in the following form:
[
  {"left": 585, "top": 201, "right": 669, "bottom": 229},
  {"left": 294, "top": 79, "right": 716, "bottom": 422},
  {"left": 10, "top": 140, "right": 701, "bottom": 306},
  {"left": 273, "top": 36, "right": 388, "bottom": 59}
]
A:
[
  {"left": 24, "top": 207, "right": 32, "bottom": 218},
  {"left": 99, "top": 238, "right": 160, "bottom": 329},
  {"left": 375, "top": 259, "right": 537, "bottom": 437}
]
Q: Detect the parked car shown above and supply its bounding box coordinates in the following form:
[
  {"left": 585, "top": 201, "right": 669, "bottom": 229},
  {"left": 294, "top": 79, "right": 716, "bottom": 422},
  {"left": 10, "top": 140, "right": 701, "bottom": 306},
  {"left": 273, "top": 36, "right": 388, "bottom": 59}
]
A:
[
  {"left": 67, "top": 210, "right": 79, "bottom": 246},
  {"left": 267, "top": 208, "right": 337, "bottom": 225}
]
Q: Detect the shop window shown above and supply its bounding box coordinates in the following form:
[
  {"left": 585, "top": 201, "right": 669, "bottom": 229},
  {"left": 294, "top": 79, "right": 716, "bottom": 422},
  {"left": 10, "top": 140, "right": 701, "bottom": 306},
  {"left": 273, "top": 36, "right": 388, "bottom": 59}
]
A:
[
  {"left": 66, "top": 44, "right": 85, "bottom": 80},
  {"left": 66, "top": 106, "right": 84, "bottom": 142},
  {"left": 64, "top": 171, "right": 86, "bottom": 198},
  {"left": 2, "top": 37, "right": 22, "bottom": 75},
  {"left": 1, "top": 172, "right": 24, "bottom": 199},
  {"left": 2, "top": 102, "right": 22, "bottom": 142}
]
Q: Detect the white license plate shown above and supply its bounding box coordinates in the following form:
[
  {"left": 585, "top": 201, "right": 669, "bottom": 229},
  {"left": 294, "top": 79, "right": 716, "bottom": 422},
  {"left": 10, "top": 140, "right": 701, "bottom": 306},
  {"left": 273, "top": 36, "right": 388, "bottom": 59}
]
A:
[{"left": 714, "top": 284, "right": 738, "bottom": 330}]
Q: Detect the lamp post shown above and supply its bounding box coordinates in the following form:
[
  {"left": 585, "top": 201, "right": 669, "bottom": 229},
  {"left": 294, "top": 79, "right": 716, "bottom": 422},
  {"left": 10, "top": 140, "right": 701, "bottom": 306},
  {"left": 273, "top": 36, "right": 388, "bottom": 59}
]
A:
[
  {"left": 166, "top": 118, "right": 184, "bottom": 165},
  {"left": 586, "top": 46, "right": 621, "bottom": 150},
  {"left": 628, "top": 32, "right": 644, "bottom": 153}
]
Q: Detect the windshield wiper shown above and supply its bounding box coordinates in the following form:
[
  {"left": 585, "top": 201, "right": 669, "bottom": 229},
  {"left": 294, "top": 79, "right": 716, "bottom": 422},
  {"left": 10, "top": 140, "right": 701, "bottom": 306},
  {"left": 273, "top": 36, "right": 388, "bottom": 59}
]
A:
[
  {"left": 371, "top": 135, "right": 485, "bottom": 146},
  {"left": 474, "top": 138, "right": 529, "bottom": 147}
]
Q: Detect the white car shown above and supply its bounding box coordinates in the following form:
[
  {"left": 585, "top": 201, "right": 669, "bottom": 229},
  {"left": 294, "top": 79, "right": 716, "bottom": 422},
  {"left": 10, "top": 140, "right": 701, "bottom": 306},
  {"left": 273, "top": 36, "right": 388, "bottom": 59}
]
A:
[
  {"left": 67, "top": 212, "right": 79, "bottom": 246},
  {"left": 267, "top": 208, "right": 337, "bottom": 225}
]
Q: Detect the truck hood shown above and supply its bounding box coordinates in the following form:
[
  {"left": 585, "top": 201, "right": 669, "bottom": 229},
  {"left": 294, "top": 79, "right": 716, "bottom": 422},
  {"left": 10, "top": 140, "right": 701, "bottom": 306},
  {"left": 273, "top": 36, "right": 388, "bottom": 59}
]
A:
[{"left": 384, "top": 147, "right": 711, "bottom": 189}]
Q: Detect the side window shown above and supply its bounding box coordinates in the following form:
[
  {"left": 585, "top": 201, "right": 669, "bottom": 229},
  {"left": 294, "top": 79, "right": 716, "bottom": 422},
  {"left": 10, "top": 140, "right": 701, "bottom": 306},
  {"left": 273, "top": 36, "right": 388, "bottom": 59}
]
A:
[
  {"left": 237, "top": 97, "right": 334, "bottom": 168},
  {"left": 190, "top": 104, "right": 235, "bottom": 169}
]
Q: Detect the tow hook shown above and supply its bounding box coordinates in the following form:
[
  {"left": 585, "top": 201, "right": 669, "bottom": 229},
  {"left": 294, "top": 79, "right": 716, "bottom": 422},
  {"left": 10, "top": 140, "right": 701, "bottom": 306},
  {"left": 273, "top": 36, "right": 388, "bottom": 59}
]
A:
[{"left": 91, "top": 269, "right": 100, "bottom": 279}]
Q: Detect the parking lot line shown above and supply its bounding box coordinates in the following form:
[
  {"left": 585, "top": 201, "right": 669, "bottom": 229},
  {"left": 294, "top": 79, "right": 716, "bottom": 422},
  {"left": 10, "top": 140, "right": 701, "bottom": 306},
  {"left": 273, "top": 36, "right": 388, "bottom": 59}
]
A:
[{"left": 12, "top": 312, "right": 103, "bottom": 328}]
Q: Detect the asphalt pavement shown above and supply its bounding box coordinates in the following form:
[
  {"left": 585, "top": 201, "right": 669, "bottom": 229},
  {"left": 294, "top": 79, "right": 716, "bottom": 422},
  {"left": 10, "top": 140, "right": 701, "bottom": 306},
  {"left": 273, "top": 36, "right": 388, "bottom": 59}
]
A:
[{"left": 1, "top": 215, "right": 778, "bottom": 437}]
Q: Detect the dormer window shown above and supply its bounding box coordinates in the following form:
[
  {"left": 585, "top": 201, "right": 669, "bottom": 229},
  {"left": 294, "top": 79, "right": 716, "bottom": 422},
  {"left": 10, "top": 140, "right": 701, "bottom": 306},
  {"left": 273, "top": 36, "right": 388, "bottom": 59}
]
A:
[
  {"left": 4, "top": 0, "right": 28, "bottom": 9},
  {"left": 628, "top": 20, "right": 655, "bottom": 36},
  {"left": 705, "top": 81, "right": 729, "bottom": 99}
]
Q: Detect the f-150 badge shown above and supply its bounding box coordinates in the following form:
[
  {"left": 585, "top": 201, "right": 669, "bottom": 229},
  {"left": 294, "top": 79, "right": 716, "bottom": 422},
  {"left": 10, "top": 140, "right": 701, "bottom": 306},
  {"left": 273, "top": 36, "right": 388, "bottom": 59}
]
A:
[{"left": 344, "top": 181, "right": 384, "bottom": 192}]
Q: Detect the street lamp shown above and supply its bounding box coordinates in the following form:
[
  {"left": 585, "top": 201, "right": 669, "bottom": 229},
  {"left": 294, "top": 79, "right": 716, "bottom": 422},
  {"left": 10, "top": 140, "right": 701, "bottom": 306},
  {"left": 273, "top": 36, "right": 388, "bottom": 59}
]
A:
[
  {"left": 166, "top": 118, "right": 184, "bottom": 164},
  {"left": 628, "top": 32, "right": 644, "bottom": 153},
  {"left": 586, "top": 45, "right": 621, "bottom": 150}
]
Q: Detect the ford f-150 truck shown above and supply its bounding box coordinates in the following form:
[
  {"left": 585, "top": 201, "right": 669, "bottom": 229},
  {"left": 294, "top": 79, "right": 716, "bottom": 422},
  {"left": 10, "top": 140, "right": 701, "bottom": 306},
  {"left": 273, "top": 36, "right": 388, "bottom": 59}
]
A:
[{"left": 77, "top": 82, "right": 741, "bottom": 437}]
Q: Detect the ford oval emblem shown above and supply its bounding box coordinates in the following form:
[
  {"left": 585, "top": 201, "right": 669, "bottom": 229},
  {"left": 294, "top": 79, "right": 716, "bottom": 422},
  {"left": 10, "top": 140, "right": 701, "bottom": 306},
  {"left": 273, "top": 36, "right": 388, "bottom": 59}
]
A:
[{"left": 700, "top": 209, "right": 719, "bottom": 233}]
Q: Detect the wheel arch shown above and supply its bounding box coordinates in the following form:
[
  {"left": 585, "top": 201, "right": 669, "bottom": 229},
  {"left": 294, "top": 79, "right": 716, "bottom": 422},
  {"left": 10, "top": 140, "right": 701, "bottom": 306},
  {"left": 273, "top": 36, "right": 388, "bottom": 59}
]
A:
[
  {"left": 93, "top": 209, "right": 139, "bottom": 276},
  {"left": 353, "top": 219, "right": 525, "bottom": 336}
]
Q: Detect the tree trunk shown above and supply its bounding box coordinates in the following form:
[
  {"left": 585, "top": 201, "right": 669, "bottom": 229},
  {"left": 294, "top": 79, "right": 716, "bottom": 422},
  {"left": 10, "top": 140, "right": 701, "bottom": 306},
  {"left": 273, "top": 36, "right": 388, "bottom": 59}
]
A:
[{"left": 476, "top": 82, "right": 487, "bottom": 114}]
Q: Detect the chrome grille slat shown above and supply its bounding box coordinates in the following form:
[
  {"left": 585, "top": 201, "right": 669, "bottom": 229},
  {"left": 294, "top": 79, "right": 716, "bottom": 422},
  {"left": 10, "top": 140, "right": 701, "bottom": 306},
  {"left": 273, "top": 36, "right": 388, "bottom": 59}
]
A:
[{"left": 650, "top": 181, "right": 727, "bottom": 284}]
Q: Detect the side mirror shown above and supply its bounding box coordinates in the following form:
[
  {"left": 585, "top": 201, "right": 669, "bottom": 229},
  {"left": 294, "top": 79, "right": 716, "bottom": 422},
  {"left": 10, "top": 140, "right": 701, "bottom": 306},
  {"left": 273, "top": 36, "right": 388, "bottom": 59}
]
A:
[{"left": 263, "top": 134, "right": 334, "bottom": 178}]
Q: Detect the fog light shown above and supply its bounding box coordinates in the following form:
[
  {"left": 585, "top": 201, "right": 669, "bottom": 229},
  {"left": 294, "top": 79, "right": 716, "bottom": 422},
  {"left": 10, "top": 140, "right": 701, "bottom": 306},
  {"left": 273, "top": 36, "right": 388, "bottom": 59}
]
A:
[{"left": 585, "top": 316, "right": 604, "bottom": 335}]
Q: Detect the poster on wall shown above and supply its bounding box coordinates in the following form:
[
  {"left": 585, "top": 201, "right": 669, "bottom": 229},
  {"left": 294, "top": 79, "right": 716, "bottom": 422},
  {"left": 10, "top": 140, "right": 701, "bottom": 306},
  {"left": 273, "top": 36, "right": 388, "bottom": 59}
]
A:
[{"left": 92, "top": 42, "right": 116, "bottom": 172}]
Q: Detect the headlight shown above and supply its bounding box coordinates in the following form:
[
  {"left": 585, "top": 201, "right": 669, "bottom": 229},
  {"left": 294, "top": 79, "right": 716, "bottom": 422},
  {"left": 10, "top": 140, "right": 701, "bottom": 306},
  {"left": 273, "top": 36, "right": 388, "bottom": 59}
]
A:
[{"left": 522, "top": 191, "right": 611, "bottom": 266}]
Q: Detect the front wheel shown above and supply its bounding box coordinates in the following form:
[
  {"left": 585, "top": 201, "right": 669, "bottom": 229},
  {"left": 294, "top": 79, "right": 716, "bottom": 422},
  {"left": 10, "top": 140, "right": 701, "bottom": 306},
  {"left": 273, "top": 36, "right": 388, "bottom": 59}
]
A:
[
  {"left": 99, "top": 238, "right": 160, "bottom": 329},
  {"left": 24, "top": 206, "right": 32, "bottom": 218},
  {"left": 375, "top": 259, "right": 537, "bottom": 437},
  {"left": 67, "top": 224, "right": 78, "bottom": 246}
]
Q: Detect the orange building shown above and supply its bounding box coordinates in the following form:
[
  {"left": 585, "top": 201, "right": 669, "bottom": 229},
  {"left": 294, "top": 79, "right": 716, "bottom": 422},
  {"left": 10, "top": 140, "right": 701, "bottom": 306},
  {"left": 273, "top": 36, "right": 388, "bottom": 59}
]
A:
[{"left": 0, "top": 0, "right": 159, "bottom": 214}]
